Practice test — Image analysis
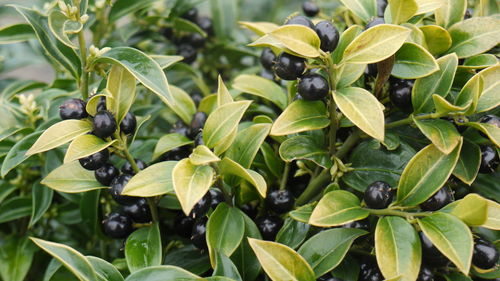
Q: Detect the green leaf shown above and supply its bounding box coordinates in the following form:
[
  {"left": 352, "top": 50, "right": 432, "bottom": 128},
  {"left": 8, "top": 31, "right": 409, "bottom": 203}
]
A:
[
  {"left": 189, "top": 145, "right": 220, "bottom": 166},
  {"left": 109, "top": 0, "right": 158, "bottom": 23},
  {"left": 448, "top": 194, "right": 491, "bottom": 227},
  {"left": 0, "top": 23, "right": 34, "bottom": 44},
  {"left": 48, "top": 10, "right": 80, "bottom": 49},
  {"left": 447, "top": 17, "right": 500, "bottom": 58},
  {"left": 151, "top": 55, "right": 183, "bottom": 69},
  {"left": 0, "top": 237, "right": 36, "bottom": 281},
  {"left": 232, "top": 74, "right": 287, "bottom": 110},
  {"left": 332, "top": 25, "right": 363, "bottom": 63},
  {"left": 387, "top": 0, "right": 418, "bottom": 24},
  {"left": 420, "top": 25, "right": 452, "bottom": 56},
  {"left": 435, "top": 0, "right": 467, "bottom": 29},
  {"left": 260, "top": 142, "right": 284, "bottom": 179},
  {"left": 86, "top": 93, "right": 109, "bottom": 117},
  {"left": 452, "top": 140, "right": 481, "bottom": 185},
  {"left": 164, "top": 245, "right": 210, "bottom": 275},
  {"left": 339, "top": 0, "right": 377, "bottom": 22},
  {"left": 172, "top": 17, "right": 207, "bottom": 37},
  {"left": 225, "top": 123, "right": 271, "bottom": 168},
  {"left": 124, "top": 265, "right": 200, "bottom": 281},
  {"left": 475, "top": 65, "right": 500, "bottom": 113},
  {"left": 375, "top": 216, "right": 421, "bottom": 281},
  {"left": 169, "top": 85, "right": 197, "bottom": 125},
  {"left": 444, "top": 272, "right": 473, "bottom": 281},
  {"left": 125, "top": 223, "right": 162, "bottom": 273},
  {"left": 106, "top": 64, "right": 136, "bottom": 125},
  {"left": 122, "top": 161, "right": 176, "bottom": 197},
  {"left": 210, "top": 0, "right": 237, "bottom": 41},
  {"left": 396, "top": 140, "right": 462, "bottom": 206},
  {"left": 412, "top": 53, "right": 458, "bottom": 113},
  {"left": 152, "top": 133, "right": 192, "bottom": 161},
  {"left": 238, "top": 21, "right": 279, "bottom": 36},
  {"left": 269, "top": 25, "right": 320, "bottom": 58},
  {"left": 207, "top": 204, "right": 245, "bottom": 264},
  {"left": 231, "top": 212, "right": 262, "bottom": 281},
  {"left": 290, "top": 202, "right": 316, "bottom": 223},
  {"left": 213, "top": 252, "right": 243, "bottom": 281},
  {"left": 87, "top": 256, "right": 124, "bottom": 281},
  {"left": 460, "top": 54, "right": 498, "bottom": 69},
  {"left": 298, "top": 228, "right": 367, "bottom": 277},
  {"left": 29, "top": 181, "right": 53, "bottom": 228},
  {"left": 0, "top": 197, "right": 32, "bottom": 223},
  {"left": 172, "top": 158, "right": 214, "bottom": 215},
  {"left": 219, "top": 157, "right": 267, "bottom": 198},
  {"left": 30, "top": 238, "right": 97, "bottom": 281},
  {"left": 342, "top": 24, "right": 410, "bottom": 64},
  {"left": 465, "top": 122, "right": 500, "bottom": 147},
  {"left": 203, "top": 101, "right": 252, "bottom": 148},
  {"left": 80, "top": 190, "right": 101, "bottom": 237},
  {"left": 279, "top": 135, "right": 332, "bottom": 169},
  {"left": 1, "top": 131, "right": 42, "bottom": 177},
  {"left": 337, "top": 63, "right": 366, "bottom": 88},
  {"left": 330, "top": 255, "right": 360, "bottom": 281},
  {"left": 41, "top": 161, "right": 106, "bottom": 193},
  {"left": 414, "top": 0, "right": 443, "bottom": 14},
  {"left": 333, "top": 87, "right": 385, "bottom": 141},
  {"left": 413, "top": 118, "right": 461, "bottom": 154},
  {"left": 2, "top": 80, "right": 46, "bottom": 100},
  {"left": 270, "top": 100, "right": 329, "bottom": 136},
  {"left": 391, "top": 42, "right": 439, "bottom": 79},
  {"left": 276, "top": 218, "right": 310, "bottom": 250},
  {"left": 217, "top": 75, "right": 233, "bottom": 107},
  {"left": 64, "top": 135, "right": 116, "bottom": 164},
  {"left": 417, "top": 213, "right": 473, "bottom": 274},
  {"left": 248, "top": 238, "right": 316, "bottom": 281},
  {"left": 26, "top": 120, "right": 93, "bottom": 156},
  {"left": 309, "top": 190, "right": 369, "bottom": 227},
  {"left": 94, "top": 47, "right": 173, "bottom": 105}
]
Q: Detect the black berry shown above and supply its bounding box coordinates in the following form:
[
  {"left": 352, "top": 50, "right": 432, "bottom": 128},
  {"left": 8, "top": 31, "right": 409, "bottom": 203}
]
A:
[
  {"left": 266, "top": 189, "right": 295, "bottom": 214},
  {"left": 365, "top": 63, "right": 378, "bottom": 78},
  {"left": 377, "top": 0, "right": 388, "bottom": 17},
  {"left": 122, "top": 198, "right": 152, "bottom": 223},
  {"left": 473, "top": 237, "right": 499, "bottom": 269},
  {"left": 59, "top": 98, "right": 88, "bottom": 120},
  {"left": 342, "top": 219, "right": 370, "bottom": 231},
  {"left": 273, "top": 52, "right": 306, "bottom": 80},
  {"left": 110, "top": 174, "right": 138, "bottom": 205},
  {"left": 175, "top": 214, "right": 195, "bottom": 237},
  {"left": 363, "top": 181, "right": 393, "bottom": 209},
  {"left": 240, "top": 203, "right": 258, "bottom": 219},
  {"left": 256, "top": 215, "right": 283, "bottom": 240},
  {"left": 191, "top": 217, "right": 208, "bottom": 250},
  {"left": 464, "top": 8, "right": 473, "bottom": 19},
  {"left": 96, "top": 96, "right": 107, "bottom": 112},
  {"left": 79, "top": 149, "right": 109, "bottom": 171},
  {"left": 177, "top": 44, "right": 197, "bottom": 64},
  {"left": 181, "top": 8, "right": 198, "bottom": 21},
  {"left": 120, "top": 112, "right": 137, "bottom": 135},
  {"left": 196, "top": 16, "right": 213, "bottom": 36},
  {"left": 315, "top": 21, "right": 339, "bottom": 52},
  {"left": 94, "top": 163, "right": 119, "bottom": 186},
  {"left": 161, "top": 146, "right": 192, "bottom": 161},
  {"left": 189, "top": 191, "right": 212, "bottom": 219},
  {"left": 359, "top": 260, "right": 383, "bottom": 281},
  {"left": 419, "top": 232, "right": 449, "bottom": 266},
  {"left": 479, "top": 145, "right": 499, "bottom": 173},
  {"left": 102, "top": 212, "right": 133, "bottom": 239},
  {"left": 419, "top": 186, "right": 452, "bottom": 211},
  {"left": 209, "top": 189, "right": 224, "bottom": 209},
  {"left": 285, "top": 15, "right": 315, "bottom": 29},
  {"left": 122, "top": 159, "right": 147, "bottom": 175},
  {"left": 389, "top": 78, "right": 414, "bottom": 109},
  {"left": 187, "top": 33, "right": 206, "bottom": 48},
  {"left": 302, "top": 1, "right": 320, "bottom": 17},
  {"left": 260, "top": 48, "right": 276, "bottom": 70},
  {"left": 365, "top": 17, "right": 385, "bottom": 29},
  {"left": 194, "top": 131, "right": 204, "bottom": 146},
  {"left": 298, "top": 73, "right": 330, "bottom": 100},
  {"left": 417, "top": 266, "right": 434, "bottom": 281},
  {"left": 189, "top": 112, "right": 208, "bottom": 138},
  {"left": 479, "top": 114, "right": 500, "bottom": 128},
  {"left": 93, "top": 110, "right": 117, "bottom": 138},
  {"left": 170, "top": 120, "right": 190, "bottom": 137}
]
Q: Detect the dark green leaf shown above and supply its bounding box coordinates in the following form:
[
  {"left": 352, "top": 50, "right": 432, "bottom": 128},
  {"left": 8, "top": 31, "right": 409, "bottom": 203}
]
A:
[
  {"left": 231, "top": 212, "right": 262, "bottom": 281},
  {"left": 87, "top": 256, "right": 124, "bottom": 281},
  {"left": 29, "top": 181, "right": 53, "bottom": 228},
  {"left": 276, "top": 218, "right": 310, "bottom": 250},
  {"left": 452, "top": 140, "right": 480, "bottom": 185},
  {"left": 213, "top": 252, "right": 243, "bottom": 281},
  {"left": 392, "top": 42, "right": 438, "bottom": 79},
  {"left": 1, "top": 131, "right": 42, "bottom": 177},
  {"left": 0, "top": 237, "right": 37, "bottom": 281},
  {"left": 109, "top": 0, "right": 158, "bottom": 23},
  {"left": 279, "top": 135, "right": 332, "bottom": 169},
  {"left": 125, "top": 223, "right": 162, "bottom": 272},
  {"left": 207, "top": 203, "right": 245, "bottom": 263},
  {"left": 124, "top": 265, "right": 200, "bottom": 281},
  {"left": 0, "top": 23, "right": 34, "bottom": 44},
  {"left": 0, "top": 197, "right": 31, "bottom": 223}
]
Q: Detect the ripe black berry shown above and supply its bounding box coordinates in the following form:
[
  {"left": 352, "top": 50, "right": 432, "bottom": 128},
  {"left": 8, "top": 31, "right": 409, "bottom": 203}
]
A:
[
  {"left": 479, "top": 146, "right": 499, "bottom": 173},
  {"left": 120, "top": 112, "right": 137, "bottom": 135},
  {"left": 110, "top": 174, "right": 139, "bottom": 205},
  {"left": 191, "top": 217, "right": 208, "bottom": 250},
  {"left": 93, "top": 110, "right": 117, "bottom": 138},
  {"left": 175, "top": 214, "right": 195, "bottom": 237},
  {"left": 302, "top": 1, "right": 320, "bottom": 17},
  {"left": 479, "top": 114, "right": 500, "bottom": 128},
  {"left": 342, "top": 218, "right": 370, "bottom": 231},
  {"left": 419, "top": 232, "right": 449, "bottom": 266},
  {"left": 260, "top": 48, "right": 276, "bottom": 70},
  {"left": 96, "top": 96, "right": 106, "bottom": 112},
  {"left": 315, "top": 21, "right": 339, "bottom": 52},
  {"left": 359, "top": 260, "right": 383, "bottom": 281},
  {"left": 261, "top": 69, "right": 275, "bottom": 80},
  {"left": 161, "top": 27, "right": 174, "bottom": 40},
  {"left": 187, "top": 33, "right": 206, "bottom": 48},
  {"left": 285, "top": 15, "right": 315, "bottom": 29},
  {"left": 79, "top": 149, "right": 109, "bottom": 170},
  {"left": 240, "top": 203, "right": 258, "bottom": 219},
  {"left": 59, "top": 98, "right": 88, "bottom": 120},
  {"left": 189, "top": 191, "right": 211, "bottom": 219},
  {"left": 317, "top": 273, "right": 343, "bottom": 281},
  {"left": 256, "top": 215, "right": 283, "bottom": 240},
  {"left": 273, "top": 52, "right": 306, "bottom": 80},
  {"left": 181, "top": 7, "right": 198, "bottom": 21},
  {"left": 473, "top": 237, "right": 499, "bottom": 269},
  {"left": 177, "top": 44, "right": 197, "bottom": 64},
  {"left": 170, "top": 120, "right": 190, "bottom": 137},
  {"left": 194, "top": 131, "right": 204, "bottom": 146},
  {"left": 389, "top": 78, "right": 414, "bottom": 109},
  {"left": 363, "top": 181, "right": 393, "bottom": 209},
  {"left": 365, "top": 17, "right": 385, "bottom": 29},
  {"left": 464, "top": 8, "right": 473, "bottom": 19},
  {"left": 189, "top": 112, "right": 208, "bottom": 138},
  {"left": 94, "top": 163, "right": 119, "bottom": 186},
  {"left": 122, "top": 159, "right": 147, "bottom": 175},
  {"left": 161, "top": 146, "right": 192, "bottom": 161},
  {"left": 377, "top": 0, "right": 388, "bottom": 17},
  {"left": 266, "top": 189, "right": 295, "bottom": 214},
  {"left": 417, "top": 266, "right": 433, "bottom": 281},
  {"left": 196, "top": 16, "right": 213, "bottom": 36},
  {"left": 209, "top": 189, "right": 224, "bottom": 209},
  {"left": 419, "top": 186, "right": 452, "bottom": 211},
  {"left": 298, "top": 73, "right": 330, "bottom": 101},
  {"left": 122, "top": 198, "right": 152, "bottom": 223},
  {"left": 102, "top": 212, "right": 133, "bottom": 239}
]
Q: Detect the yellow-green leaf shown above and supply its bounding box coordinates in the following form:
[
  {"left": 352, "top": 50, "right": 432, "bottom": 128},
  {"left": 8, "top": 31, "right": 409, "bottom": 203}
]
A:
[
  {"left": 387, "top": 0, "right": 418, "bottom": 24},
  {"left": 203, "top": 101, "right": 252, "bottom": 148},
  {"left": 239, "top": 21, "right": 279, "bottom": 36},
  {"left": 435, "top": 0, "right": 467, "bottom": 29},
  {"left": 219, "top": 157, "right": 267, "bottom": 198},
  {"left": 64, "top": 135, "right": 116, "bottom": 163},
  {"left": 189, "top": 145, "right": 220, "bottom": 166},
  {"left": 476, "top": 65, "right": 500, "bottom": 113},
  {"left": 122, "top": 161, "right": 176, "bottom": 197},
  {"left": 413, "top": 118, "right": 460, "bottom": 154},
  {"left": 41, "top": 162, "right": 106, "bottom": 193},
  {"left": 414, "top": 0, "right": 443, "bottom": 14},
  {"left": 106, "top": 64, "right": 136, "bottom": 125},
  {"left": 152, "top": 133, "right": 193, "bottom": 161},
  {"left": 268, "top": 25, "right": 321, "bottom": 58},
  {"left": 309, "top": 190, "right": 369, "bottom": 227},
  {"left": 420, "top": 25, "right": 452, "bottom": 56},
  {"left": 167, "top": 85, "right": 197, "bottom": 125},
  {"left": 339, "top": 0, "right": 377, "bottom": 22},
  {"left": 447, "top": 17, "right": 500, "bottom": 58},
  {"left": 217, "top": 75, "right": 233, "bottom": 107},
  {"left": 232, "top": 74, "right": 288, "bottom": 110},
  {"left": 271, "top": 100, "right": 329, "bottom": 136},
  {"left": 452, "top": 140, "right": 481, "bottom": 185},
  {"left": 464, "top": 122, "right": 500, "bottom": 147}
]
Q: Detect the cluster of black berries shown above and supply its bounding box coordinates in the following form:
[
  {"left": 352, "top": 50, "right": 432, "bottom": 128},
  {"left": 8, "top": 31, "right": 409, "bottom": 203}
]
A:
[
  {"left": 478, "top": 115, "right": 500, "bottom": 173},
  {"left": 162, "top": 7, "right": 213, "bottom": 64}
]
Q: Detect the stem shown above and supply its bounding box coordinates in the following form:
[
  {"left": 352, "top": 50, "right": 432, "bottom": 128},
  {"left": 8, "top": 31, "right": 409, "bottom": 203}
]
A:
[
  {"left": 75, "top": 3, "right": 89, "bottom": 100},
  {"left": 367, "top": 208, "right": 432, "bottom": 218},
  {"left": 279, "top": 162, "right": 291, "bottom": 190},
  {"left": 385, "top": 113, "right": 438, "bottom": 129}
]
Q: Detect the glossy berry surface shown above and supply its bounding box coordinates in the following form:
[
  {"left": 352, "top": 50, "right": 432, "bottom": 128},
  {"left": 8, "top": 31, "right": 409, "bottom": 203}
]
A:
[
  {"left": 365, "top": 17, "right": 385, "bottom": 29},
  {"left": 285, "top": 15, "right": 315, "bottom": 29},
  {"left": 79, "top": 149, "right": 109, "bottom": 171},
  {"left": 59, "top": 98, "right": 88, "bottom": 120},
  {"left": 260, "top": 48, "right": 276, "bottom": 70},
  {"left": 240, "top": 203, "right": 258, "bottom": 219},
  {"left": 161, "top": 146, "right": 192, "bottom": 161},
  {"left": 417, "top": 266, "right": 433, "bottom": 281},
  {"left": 420, "top": 186, "right": 452, "bottom": 211},
  {"left": 266, "top": 189, "right": 295, "bottom": 214},
  {"left": 122, "top": 198, "right": 151, "bottom": 223},
  {"left": 315, "top": 21, "right": 339, "bottom": 52},
  {"left": 110, "top": 174, "right": 138, "bottom": 205},
  {"left": 341, "top": 218, "right": 370, "bottom": 231},
  {"left": 298, "top": 73, "right": 330, "bottom": 101},
  {"left": 120, "top": 112, "right": 137, "bottom": 135},
  {"left": 363, "top": 181, "right": 392, "bottom": 209},
  {"left": 122, "top": 159, "right": 147, "bottom": 175},
  {"left": 194, "top": 131, "right": 204, "bottom": 146},
  {"left": 190, "top": 191, "right": 212, "bottom": 219},
  {"left": 93, "top": 110, "right": 117, "bottom": 138},
  {"left": 96, "top": 96, "right": 106, "bottom": 112},
  {"left": 175, "top": 214, "right": 195, "bottom": 238},
  {"left": 256, "top": 215, "right": 283, "bottom": 240},
  {"left": 479, "top": 114, "right": 500, "bottom": 128},
  {"left": 389, "top": 78, "right": 414, "bottom": 109},
  {"left": 189, "top": 112, "right": 208, "bottom": 138},
  {"left": 191, "top": 217, "right": 208, "bottom": 250},
  {"left": 196, "top": 16, "right": 213, "bottom": 36},
  {"left": 377, "top": 0, "right": 388, "bottom": 17},
  {"left": 359, "top": 260, "right": 383, "bottom": 281},
  {"left": 473, "top": 238, "right": 499, "bottom": 269},
  {"left": 102, "top": 212, "right": 133, "bottom": 239},
  {"left": 302, "top": 1, "right": 320, "bottom": 17},
  {"left": 208, "top": 189, "right": 224, "bottom": 209},
  {"left": 479, "top": 145, "right": 499, "bottom": 173},
  {"left": 177, "top": 44, "right": 197, "bottom": 64},
  {"left": 94, "top": 163, "right": 119, "bottom": 186},
  {"left": 273, "top": 52, "right": 306, "bottom": 81}
]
